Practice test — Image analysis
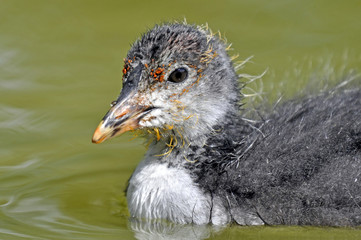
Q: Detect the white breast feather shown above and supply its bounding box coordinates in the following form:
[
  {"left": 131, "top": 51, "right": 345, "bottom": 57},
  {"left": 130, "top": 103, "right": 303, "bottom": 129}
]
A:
[{"left": 127, "top": 161, "right": 212, "bottom": 224}]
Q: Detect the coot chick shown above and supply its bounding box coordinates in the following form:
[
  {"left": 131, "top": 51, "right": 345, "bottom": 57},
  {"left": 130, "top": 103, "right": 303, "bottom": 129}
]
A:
[{"left": 92, "top": 23, "right": 361, "bottom": 226}]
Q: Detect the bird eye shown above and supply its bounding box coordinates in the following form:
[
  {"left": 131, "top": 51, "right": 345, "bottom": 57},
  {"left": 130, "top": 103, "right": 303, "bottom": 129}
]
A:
[{"left": 168, "top": 68, "right": 188, "bottom": 83}]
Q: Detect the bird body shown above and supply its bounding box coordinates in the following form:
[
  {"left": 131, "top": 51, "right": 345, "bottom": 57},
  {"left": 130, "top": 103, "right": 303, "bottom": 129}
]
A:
[{"left": 93, "top": 23, "right": 361, "bottom": 226}]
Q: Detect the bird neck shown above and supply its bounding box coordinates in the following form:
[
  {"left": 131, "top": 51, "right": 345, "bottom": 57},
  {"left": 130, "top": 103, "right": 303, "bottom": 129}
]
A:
[{"left": 146, "top": 105, "right": 248, "bottom": 166}]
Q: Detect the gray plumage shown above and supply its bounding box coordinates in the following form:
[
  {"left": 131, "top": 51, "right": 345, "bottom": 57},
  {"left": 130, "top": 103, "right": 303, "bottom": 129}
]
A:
[
  {"left": 188, "top": 88, "right": 361, "bottom": 226},
  {"left": 93, "top": 23, "right": 361, "bottom": 226}
]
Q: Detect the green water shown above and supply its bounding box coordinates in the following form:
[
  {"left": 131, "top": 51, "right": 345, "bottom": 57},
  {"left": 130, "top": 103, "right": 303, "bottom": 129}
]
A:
[{"left": 1, "top": 0, "right": 360, "bottom": 239}]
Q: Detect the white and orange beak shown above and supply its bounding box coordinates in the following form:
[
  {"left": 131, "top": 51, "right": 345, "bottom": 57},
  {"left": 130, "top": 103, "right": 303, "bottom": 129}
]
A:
[
  {"left": 92, "top": 102, "right": 154, "bottom": 144},
  {"left": 92, "top": 63, "right": 154, "bottom": 144}
]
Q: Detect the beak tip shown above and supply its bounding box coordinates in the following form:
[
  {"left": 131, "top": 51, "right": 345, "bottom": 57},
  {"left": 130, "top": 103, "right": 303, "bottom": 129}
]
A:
[
  {"left": 92, "top": 136, "right": 106, "bottom": 144},
  {"left": 92, "top": 121, "right": 106, "bottom": 144},
  {"left": 92, "top": 133, "right": 106, "bottom": 144}
]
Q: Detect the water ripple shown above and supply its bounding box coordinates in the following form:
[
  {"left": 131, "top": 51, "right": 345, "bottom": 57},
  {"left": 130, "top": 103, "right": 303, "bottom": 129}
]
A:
[{"left": 0, "top": 105, "right": 55, "bottom": 133}]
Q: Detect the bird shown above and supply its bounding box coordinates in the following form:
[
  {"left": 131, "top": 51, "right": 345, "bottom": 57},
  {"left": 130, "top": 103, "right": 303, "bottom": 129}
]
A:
[{"left": 92, "top": 23, "right": 361, "bottom": 226}]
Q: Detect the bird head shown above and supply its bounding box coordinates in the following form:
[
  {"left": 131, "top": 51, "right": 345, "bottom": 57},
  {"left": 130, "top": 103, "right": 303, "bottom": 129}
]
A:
[{"left": 92, "top": 24, "right": 240, "bottom": 145}]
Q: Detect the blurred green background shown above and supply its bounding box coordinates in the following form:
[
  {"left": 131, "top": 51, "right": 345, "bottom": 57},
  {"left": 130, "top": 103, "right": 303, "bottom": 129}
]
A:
[{"left": 0, "top": 0, "right": 360, "bottom": 239}]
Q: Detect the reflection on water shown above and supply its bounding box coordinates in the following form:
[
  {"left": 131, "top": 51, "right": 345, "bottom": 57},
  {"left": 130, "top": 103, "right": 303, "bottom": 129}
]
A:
[
  {"left": 1, "top": 0, "right": 361, "bottom": 239},
  {"left": 129, "top": 219, "right": 221, "bottom": 240}
]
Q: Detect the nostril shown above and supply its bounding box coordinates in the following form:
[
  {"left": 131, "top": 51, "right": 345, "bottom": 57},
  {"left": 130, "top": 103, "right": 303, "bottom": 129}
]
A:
[{"left": 114, "top": 115, "right": 130, "bottom": 127}]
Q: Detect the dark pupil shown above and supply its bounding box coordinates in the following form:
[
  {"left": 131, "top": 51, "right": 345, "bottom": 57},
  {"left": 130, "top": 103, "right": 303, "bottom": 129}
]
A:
[
  {"left": 169, "top": 68, "right": 187, "bottom": 83},
  {"left": 175, "top": 72, "right": 182, "bottom": 79}
]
